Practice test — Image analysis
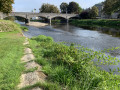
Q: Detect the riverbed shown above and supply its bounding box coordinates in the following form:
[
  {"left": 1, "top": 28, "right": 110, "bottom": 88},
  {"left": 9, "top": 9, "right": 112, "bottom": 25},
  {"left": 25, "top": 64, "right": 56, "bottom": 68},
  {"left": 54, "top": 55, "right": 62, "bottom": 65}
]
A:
[{"left": 18, "top": 21, "right": 120, "bottom": 74}]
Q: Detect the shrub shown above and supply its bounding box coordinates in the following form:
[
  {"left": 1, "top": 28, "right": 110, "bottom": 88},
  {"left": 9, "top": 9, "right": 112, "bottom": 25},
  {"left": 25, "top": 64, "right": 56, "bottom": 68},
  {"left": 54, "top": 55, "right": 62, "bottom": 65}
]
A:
[
  {"left": 4, "top": 16, "right": 15, "bottom": 21},
  {"left": 29, "top": 35, "right": 120, "bottom": 90}
]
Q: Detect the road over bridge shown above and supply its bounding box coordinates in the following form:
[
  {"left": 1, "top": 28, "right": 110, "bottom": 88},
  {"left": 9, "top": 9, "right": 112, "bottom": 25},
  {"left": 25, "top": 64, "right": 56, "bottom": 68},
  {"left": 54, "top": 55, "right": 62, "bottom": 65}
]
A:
[{"left": 0, "top": 12, "right": 79, "bottom": 23}]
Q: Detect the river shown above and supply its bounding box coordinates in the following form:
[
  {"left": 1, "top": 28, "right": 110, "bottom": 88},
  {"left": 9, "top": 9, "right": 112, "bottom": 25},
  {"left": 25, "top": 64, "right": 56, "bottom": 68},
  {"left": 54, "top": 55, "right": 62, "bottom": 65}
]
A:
[{"left": 18, "top": 21, "right": 120, "bottom": 74}]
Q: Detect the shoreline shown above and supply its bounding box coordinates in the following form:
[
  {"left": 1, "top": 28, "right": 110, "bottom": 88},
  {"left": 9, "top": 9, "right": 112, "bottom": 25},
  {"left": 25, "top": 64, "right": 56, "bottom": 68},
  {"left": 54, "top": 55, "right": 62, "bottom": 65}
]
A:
[
  {"left": 70, "top": 19, "right": 120, "bottom": 28},
  {"left": 26, "top": 22, "right": 48, "bottom": 27}
]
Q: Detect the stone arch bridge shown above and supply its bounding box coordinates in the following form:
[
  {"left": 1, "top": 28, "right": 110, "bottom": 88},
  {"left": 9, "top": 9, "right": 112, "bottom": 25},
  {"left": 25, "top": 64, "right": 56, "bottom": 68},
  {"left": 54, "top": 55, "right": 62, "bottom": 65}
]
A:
[{"left": 0, "top": 12, "right": 79, "bottom": 23}]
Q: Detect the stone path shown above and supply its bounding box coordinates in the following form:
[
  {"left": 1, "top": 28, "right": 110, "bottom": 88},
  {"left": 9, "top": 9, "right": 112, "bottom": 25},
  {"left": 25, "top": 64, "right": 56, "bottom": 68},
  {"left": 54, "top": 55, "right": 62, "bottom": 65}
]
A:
[{"left": 18, "top": 38, "right": 47, "bottom": 90}]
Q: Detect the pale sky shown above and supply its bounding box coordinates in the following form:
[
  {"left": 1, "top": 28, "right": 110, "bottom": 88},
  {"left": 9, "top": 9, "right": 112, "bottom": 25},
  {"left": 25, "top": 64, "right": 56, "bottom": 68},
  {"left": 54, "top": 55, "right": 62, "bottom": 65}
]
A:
[{"left": 13, "top": 0, "right": 105, "bottom": 12}]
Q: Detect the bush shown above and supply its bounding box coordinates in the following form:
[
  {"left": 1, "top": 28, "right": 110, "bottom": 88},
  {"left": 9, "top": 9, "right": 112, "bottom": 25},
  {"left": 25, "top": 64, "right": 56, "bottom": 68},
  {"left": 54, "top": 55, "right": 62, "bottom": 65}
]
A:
[
  {"left": 4, "top": 16, "right": 15, "bottom": 21},
  {"left": 30, "top": 35, "right": 120, "bottom": 90},
  {"left": 70, "top": 19, "right": 120, "bottom": 27}
]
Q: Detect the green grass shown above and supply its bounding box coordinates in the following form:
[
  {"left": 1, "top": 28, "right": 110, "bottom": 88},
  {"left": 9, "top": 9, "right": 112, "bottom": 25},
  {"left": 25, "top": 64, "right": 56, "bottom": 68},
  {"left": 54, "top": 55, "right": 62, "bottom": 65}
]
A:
[
  {"left": 70, "top": 19, "right": 120, "bottom": 28},
  {"left": 21, "top": 26, "right": 28, "bottom": 31},
  {"left": 0, "top": 20, "right": 25, "bottom": 89},
  {"left": 29, "top": 35, "right": 120, "bottom": 90}
]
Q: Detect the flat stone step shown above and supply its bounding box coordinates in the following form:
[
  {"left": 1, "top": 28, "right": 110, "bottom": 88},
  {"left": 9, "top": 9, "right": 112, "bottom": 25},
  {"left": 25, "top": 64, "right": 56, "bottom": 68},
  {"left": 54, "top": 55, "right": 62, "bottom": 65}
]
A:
[
  {"left": 23, "top": 41, "right": 29, "bottom": 45},
  {"left": 32, "top": 87, "right": 42, "bottom": 90},
  {"left": 25, "top": 61, "right": 42, "bottom": 71},
  {"left": 24, "top": 48, "right": 32, "bottom": 54},
  {"left": 21, "top": 54, "right": 35, "bottom": 63},
  {"left": 18, "top": 71, "right": 45, "bottom": 89},
  {"left": 38, "top": 71, "right": 47, "bottom": 80},
  {"left": 23, "top": 38, "right": 29, "bottom": 45}
]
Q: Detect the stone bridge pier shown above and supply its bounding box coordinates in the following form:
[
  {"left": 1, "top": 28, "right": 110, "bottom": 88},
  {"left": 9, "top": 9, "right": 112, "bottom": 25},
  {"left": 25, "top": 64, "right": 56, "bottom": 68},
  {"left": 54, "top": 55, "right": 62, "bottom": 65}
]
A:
[{"left": 25, "top": 14, "right": 30, "bottom": 24}]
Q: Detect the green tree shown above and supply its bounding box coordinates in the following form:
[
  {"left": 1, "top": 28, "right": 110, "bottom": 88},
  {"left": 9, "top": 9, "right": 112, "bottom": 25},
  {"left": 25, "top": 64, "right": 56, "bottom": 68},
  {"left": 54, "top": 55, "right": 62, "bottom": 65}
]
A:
[
  {"left": 112, "top": 0, "right": 120, "bottom": 12},
  {"left": 90, "top": 6, "right": 99, "bottom": 18},
  {"left": 60, "top": 2, "right": 68, "bottom": 13},
  {"left": 40, "top": 3, "right": 60, "bottom": 13},
  {"left": 103, "top": 0, "right": 116, "bottom": 15},
  {"left": 67, "top": 2, "right": 82, "bottom": 14},
  {"left": 0, "top": 0, "right": 14, "bottom": 14}
]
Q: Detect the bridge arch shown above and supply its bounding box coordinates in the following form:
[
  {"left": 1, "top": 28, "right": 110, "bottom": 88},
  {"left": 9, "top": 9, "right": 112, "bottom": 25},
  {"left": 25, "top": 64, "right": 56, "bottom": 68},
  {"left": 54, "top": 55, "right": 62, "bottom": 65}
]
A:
[
  {"left": 51, "top": 16, "right": 67, "bottom": 23},
  {"left": 29, "top": 15, "right": 49, "bottom": 23},
  {"left": 51, "top": 16, "right": 67, "bottom": 20}
]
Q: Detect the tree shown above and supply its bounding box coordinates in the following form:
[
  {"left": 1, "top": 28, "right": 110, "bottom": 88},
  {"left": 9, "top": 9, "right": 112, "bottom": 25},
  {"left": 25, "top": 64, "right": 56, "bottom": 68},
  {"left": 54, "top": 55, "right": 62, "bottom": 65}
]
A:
[
  {"left": 103, "top": 0, "right": 120, "bottom": 15},
  {"left": 60, "top": 2, "right": 68, "bottom": 13},
  {"left": 40, "top": 3, "right": 60, "bottom": 13},
  {"left": 67, "top": 2, "right": 82, "bottom": 14},
  {"left": 89, "top": 6, "right": 99, "bottom": 18},
  {"left": 103, "top": 0, "right": 116, "bottom": 15},
  {"left": 0, "top": 0, "right": 14, "bottom": 14},
  {"left": 80, "top": 11, "right": 91, "bottom": 19},
  {"left": 112, "top": 0, "right": 120, "bottom": 12}
]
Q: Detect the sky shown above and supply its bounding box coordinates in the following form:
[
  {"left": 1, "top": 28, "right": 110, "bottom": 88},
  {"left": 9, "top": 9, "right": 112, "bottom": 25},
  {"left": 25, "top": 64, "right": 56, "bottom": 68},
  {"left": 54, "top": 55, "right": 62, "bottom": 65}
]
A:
[{"left": 13, "top": 0, "right": 105, "bottom": 12}]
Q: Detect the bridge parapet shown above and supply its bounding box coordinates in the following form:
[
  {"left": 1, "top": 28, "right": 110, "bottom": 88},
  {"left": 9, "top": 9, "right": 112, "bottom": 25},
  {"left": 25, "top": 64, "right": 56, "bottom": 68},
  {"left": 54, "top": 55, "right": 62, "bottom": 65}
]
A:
[
  {"left": 1, "top": 12, "right": 79, "bottom": 24},
  {"left": 10, "top": 12, "right": 79, "bottom": 19}
]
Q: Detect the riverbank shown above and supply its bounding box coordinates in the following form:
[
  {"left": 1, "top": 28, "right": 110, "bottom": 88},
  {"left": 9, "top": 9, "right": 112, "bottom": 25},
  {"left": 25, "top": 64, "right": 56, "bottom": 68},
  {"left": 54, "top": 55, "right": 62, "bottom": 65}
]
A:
[
  {"left": 26, "top": 22, "right": 48, "bottom": 27},
  {"left": 28, "top": 35, "right": 120, "bottom": 90},
  {"left": 70, "top": 19, "right": 120, "bottom": 28},
  {"left": 0, "top": 20, "right": 25, "bottom": 89}
]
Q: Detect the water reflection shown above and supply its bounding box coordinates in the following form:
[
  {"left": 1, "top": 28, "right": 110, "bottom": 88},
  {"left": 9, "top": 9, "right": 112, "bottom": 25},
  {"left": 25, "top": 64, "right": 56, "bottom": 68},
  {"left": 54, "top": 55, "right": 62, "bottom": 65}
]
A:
[{"left": 52, "top": 24, "right": 120, "bottom": 37}]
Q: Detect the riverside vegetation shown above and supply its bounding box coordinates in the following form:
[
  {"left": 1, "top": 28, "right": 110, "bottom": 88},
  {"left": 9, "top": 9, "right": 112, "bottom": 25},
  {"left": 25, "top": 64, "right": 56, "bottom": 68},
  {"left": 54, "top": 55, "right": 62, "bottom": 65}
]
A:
[
  {"left": 0, "top": 20, "right": 25, "bottom": 89},
  {"left": 29, "top": 35, "right": 120, "bottom": 90},
  {"left": 70, "top": 19, "right": 120, "bottom": 28},
  {"left": 1, "top": 19, "right": 120, "bottom": 90}
]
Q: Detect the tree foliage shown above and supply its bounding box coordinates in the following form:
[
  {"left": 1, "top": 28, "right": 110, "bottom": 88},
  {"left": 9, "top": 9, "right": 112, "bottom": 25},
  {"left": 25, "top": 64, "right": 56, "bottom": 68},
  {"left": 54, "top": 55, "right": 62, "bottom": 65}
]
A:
[
  {"left": 80, "top": 11, "right": 91, "bottom": 19},
  {"left": 60, "top": 2, "right": 68, "bottom": 13},
  {"left": 89, "top": 6, "right": 99, "bottom": 18},
  {"left": 40, "top": 3, "right": 60, "bottom": 13},
  {"left": 0, "top": 0, "right": 14, "bottom": 14},
  {"left": 67, "top": 2, "right": 82, "bottom": 14},
  {"left": 103, "top": 0, "right": 120, "bottom": 15},
  {"left": 112, "top": 0, "right": 120, "bottom": 12}
]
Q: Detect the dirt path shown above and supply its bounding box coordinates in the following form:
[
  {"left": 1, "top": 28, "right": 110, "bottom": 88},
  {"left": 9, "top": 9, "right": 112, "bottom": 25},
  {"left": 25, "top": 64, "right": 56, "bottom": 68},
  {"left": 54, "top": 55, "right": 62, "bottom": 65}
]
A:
[{"left": 18, "top": 38, "right": 47, "bottom": 90}]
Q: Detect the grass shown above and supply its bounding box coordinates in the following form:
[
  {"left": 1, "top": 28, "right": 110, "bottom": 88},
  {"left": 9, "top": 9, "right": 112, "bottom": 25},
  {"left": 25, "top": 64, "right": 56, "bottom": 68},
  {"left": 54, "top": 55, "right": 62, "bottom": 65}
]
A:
[
  {"left": 0, "top": 20, "right": 22, "bottom": 32},
  {"left": 0, "top": 20, "right": 25, "bottom": 89},
  {"left": 70, "top": 19, "right": 120, "bottom": 28},
  {"left": 29, "top": 35, "right": 120, "bottom": 90},
  {"left": 20, "top": 82, "right": 61, "bottom": 90},
  {"left": 21, "top": 26, "right": 28, "bottom": 31}
]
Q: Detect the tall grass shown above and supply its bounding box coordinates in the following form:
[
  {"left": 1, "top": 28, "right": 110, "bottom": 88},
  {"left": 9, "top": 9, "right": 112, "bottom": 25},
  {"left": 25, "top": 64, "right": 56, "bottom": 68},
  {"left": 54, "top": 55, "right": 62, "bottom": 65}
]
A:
[
  {"left": 0, "top": 20, "right": 22, "bottom": 32},
  {"left": 0, "top": 20, "right": 25, "bottom": 89},
  {"left": 29, "top": 35, "right": 120, "bottom": 90}
]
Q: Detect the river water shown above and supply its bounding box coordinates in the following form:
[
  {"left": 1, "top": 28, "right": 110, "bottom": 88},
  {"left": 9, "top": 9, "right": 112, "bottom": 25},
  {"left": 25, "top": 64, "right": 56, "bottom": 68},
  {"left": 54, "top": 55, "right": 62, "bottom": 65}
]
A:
[{"left": 18, "top": 21, "right": 120, "bottom": 74}]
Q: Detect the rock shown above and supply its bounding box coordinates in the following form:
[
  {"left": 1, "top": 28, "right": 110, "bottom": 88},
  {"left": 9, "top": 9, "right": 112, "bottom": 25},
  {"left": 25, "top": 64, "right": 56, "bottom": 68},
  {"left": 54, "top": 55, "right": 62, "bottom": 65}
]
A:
[
  {"left": 18, "top": 71, "right": 45, "bottom": 88},
  {"left": 21, "top": 54, "right": 35, "bottom": 63}
]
